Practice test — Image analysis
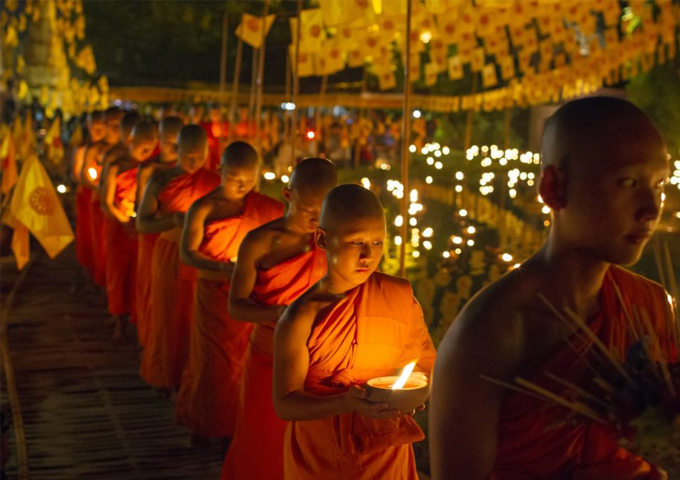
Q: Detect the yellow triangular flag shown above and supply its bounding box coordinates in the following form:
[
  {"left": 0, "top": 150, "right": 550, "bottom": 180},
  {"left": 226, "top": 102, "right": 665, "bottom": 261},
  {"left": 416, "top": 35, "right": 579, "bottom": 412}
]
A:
[
  {"left": 3, "top": 209, "right": 30, "bottom": 270},
  {"left": 236, "top": 13, "right": 276, "bottom": 49},
  {"left": 10, "top": 155, "right": 74, "bottom": 259}
]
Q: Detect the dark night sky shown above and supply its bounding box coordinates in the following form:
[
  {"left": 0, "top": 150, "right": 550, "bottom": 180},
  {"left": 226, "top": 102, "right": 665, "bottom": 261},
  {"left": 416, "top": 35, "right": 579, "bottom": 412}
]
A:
[{"left": 83, "top": 0, "right": 366, "bottom": 91}]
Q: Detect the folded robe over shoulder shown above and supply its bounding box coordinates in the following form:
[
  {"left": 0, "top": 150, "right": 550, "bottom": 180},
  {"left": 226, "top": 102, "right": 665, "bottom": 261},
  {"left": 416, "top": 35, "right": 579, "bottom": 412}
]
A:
[
  {"left": 221, "top": 242, "right": 327, "bottom": 480},
  {"left": 140, "top": 169, "right": 220, "bottom": 389},
  {"left": 492, "top": 266, "right": 678, "bottom": 480},
  {"left": 284, "top": 271, "right": 437, "bottom": 480},
  {"left": 75, "top": 186, "right": 94, "bottom": 274},
  {"left": 175, "top": 192, "right": 284, "bottom": 438},
  {"left": 104, "top": 167, "right": 138, "bottom": 319}
]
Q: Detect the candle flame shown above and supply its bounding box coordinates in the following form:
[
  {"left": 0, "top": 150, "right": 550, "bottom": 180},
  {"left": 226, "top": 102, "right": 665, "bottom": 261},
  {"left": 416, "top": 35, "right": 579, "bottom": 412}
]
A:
[
  {"left": 88, "top": 167, "right": 98, "bottom": 180},
  {"left": 392, "top": 361, "right": 417, "bottom": 390}
]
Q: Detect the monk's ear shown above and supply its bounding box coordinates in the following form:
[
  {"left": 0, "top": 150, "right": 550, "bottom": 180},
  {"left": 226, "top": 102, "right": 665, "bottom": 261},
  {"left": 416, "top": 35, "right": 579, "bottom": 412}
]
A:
[
  {"left": 315, "top": 226, "right": 327, "bottom": 250},
  {"left": 538, "top": 165, "right": 567, "bottom": 211},
  {"left": 282, "top": 187, "right": 292, "bottom": 203}
]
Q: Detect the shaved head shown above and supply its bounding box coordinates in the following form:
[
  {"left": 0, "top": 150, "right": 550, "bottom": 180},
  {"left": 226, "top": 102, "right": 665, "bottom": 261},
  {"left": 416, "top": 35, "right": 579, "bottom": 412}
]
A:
[
  {"left": 131, "top": 121, "right": 158, "bottom": 143},
  {"left": 290, "top": 157, "right": 338, "bottom": 196},
  {"left": 541, "top": 96, "right": 664, "bottom": 173},
  {"left": 178, "top": 124, "right": 208, "bottom": 151},
  {"left": 120, "top": 111, "right": 141, "bottom": 141},
  {"left": 222, "top": 141, "right": 259, "bottom": 168},
  {"left": 320, "top": 184, "right": 384, "bottom": 231},
  {"left": 159, "top": 116, "right": 184, "bottom": 139}
]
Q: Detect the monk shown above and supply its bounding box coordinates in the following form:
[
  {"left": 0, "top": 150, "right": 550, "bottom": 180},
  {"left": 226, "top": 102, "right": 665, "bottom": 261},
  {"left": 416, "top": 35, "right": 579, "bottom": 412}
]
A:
[
  {"left": 220, "top": 157, "right": 338, "bottom": 480},
  {"left": 429, "top": 97, "right": 677, "bottom": 480},
  {"left": 134, "top": 116, "right": 184, "bottom": 347},
  {"left": 80, "top": 107, "right": 124, "bottom": 287},
  {"left": 101, "top": 121, "right": 157, "bottom": 341},
  {"left": 175, "top": 141, "right": 284, "bottom": 443},
  {"left": 137, "top": 125, "right": 220, "bottom": 390},
  {"left": 72, "top": 110, "right": 105, "bottom": 279},
  {"left": 273, "top": 184, "right": 437, "bottom": 480}
]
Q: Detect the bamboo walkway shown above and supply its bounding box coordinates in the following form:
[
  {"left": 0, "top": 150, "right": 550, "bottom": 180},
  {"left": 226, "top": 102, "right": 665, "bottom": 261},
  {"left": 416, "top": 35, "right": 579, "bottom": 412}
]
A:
[{"left": 1, "top": 247, "right": 223, "bottom": 480}]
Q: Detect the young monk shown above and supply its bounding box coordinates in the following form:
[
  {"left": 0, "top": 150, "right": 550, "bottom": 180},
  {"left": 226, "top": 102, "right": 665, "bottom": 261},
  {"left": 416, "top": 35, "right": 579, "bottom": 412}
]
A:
[
  {"left": 137, "top": 125, "right": 220, "bottom": 390},
  {"left": 72, "top": 110, "right": 105, "bottom": 279},
  {"left": 273, "top": 184, "right": 437, "bottom": 480},
  {"left": 80, "top": 107, "right": 124, "bottom": 287},
  {"left": 101, "top": 121, "right": 157, "bottom": 341},
  {"left": 430, "top": 97, "right": 677, "bottom": 480},
  {"left": 221, "top": 157, "right": 338, "bottom": 480},
  {"left": 134, "top": 116, "right": 184, "bottom": 347},
  {"left": 175, "top": 141, "right": 284, "bottom": 443}
]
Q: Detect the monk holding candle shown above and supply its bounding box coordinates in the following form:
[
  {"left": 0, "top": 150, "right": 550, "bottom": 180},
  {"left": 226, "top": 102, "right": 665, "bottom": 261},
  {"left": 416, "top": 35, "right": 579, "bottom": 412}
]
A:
[
  {"left": 220, "top": 157, "right": 337, "bottom": 480},
  {"left": 137, "top": 125, "right": 220, "bottom": 390},
  {"left": 101, "top": 121, "right": 157, "bottom": 341},
  {"left": 80, "top": 107, "right": 124, "bottom": 287},
  {"left": 430, "top": 97, "right": 677, "bottom": 480},
  {"left": 175, "top": 141, "right": 284, "bottom": 443},
  {"left": 134, "top": 116, "right": 184, "bottom": 346},
  {"left": 72, "top": 110, "right": 106, "bottom": 280},
  {"left": 272, "top": 184, "right": 437, "bottom": 480}
]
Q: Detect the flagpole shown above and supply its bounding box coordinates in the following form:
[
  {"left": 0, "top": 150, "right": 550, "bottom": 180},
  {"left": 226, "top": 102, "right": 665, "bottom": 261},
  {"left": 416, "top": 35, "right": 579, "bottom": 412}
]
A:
[
  {"left": 255, "top": 0, "right": 270, "bottom": 149},
  {"left": 249, "top": 47, "right": 259, "bottom": 130},
  {"left": 219, "top": 13, "right": 229, "bottom": 100},
  {"left": 228, "top": 22, "right": 244, "bottom": 144},
  {"left": 399, "top": 0, "right": 413, "bottom": 278},
  {"left": 291, "top": 0, "right": 302, "bottom": 165}
]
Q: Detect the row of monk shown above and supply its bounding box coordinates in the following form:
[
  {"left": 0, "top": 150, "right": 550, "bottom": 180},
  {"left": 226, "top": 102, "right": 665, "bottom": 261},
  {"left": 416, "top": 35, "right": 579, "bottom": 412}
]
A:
[{"left": 70, "top": 96, "right": 675, "bottom": 480}]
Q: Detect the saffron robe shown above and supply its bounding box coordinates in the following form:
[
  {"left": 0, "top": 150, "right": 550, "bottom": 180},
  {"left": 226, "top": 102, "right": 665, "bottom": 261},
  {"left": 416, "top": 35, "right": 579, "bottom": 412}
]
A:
[
  {"left": 104, "top": 167, "right": 138, "bottom": 318},
  {"left": 175, "top": 192, "right": 284, "bottom": 437},
  {"left": 135, "top": 232, "right": 158, "bottom": 346},
  {"left": 75, "top": 186, "right": 94, "bottom": 274},
  {"left": 139, "top": 169, "right": 220, "bottom": 389},
  {"left": 221, "top": 242, "right": 327, "bottom": 480},
  {"left": 492, "top": 266, "right": 678, "bottom": 480},
  {"left": 284, "top": 272, "right": 437, "bottom": 480},
  {"left": 88, "top": 161, "right": 107, "bottom": 287}
]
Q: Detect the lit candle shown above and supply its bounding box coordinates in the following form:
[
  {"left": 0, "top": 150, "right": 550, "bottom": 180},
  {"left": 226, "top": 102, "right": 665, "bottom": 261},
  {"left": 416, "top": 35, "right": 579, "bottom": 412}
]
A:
[{"left": 392, "top": 361, "right": 417, "bottom": 390}]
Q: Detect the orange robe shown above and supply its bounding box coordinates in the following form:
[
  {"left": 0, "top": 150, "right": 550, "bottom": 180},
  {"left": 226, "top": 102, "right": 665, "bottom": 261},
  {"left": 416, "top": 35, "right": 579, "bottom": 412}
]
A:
[
  {"left": 140, "top": 169, "right": 220, "bottom": 389},
  {"left": 492, "top": 266, "right": 678, "bottom": 480},
  {"left": 135, "top": 232, "right": 158, "bottom": 346},
  {"left": 221, "top": 242, "right": 327, "bottom": 480},
  {"left": 284, "top": 272, "right": 437, "bottom": 480},
  {"left": 88, "top": 161, "right": 107, "bottom": 287},
  {"left": 175, "top": 192, "right": 284, "bottom": 437},
  {"left": 104, "top": 167, "right": 138, "bottom": 318},
  {"left": 75, "top": 186, "right": 94, "bottom": 274}
]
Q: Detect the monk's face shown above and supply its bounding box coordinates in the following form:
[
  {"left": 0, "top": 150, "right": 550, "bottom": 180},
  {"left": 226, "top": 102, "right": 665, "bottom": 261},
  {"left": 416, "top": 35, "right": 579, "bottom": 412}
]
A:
[
  {"left": 286, "top": 188, "right": 327, "bottom": 233},
  {"left": 548, "top": 119, "right": 668, "bottom": 265},
  {"left": 88, "top": 121, "right": 106, "bottom": 143},
  {"left": 319, "top": 214, "right": 385, "bottom": 288},
  {"left": 221, "top": 164, "right": 258, "bottom": 200},
  {"left": 177, "top": 142, "right": 208, "bottom": 173},
  {"left": 159, "top": 132, "right": 179, "bottom": 163},
  {"left": 105, "top": 117, "right": 121, "bottom": 144},
  {"left": 129, "top": 139, "right": 156, "bottom": 163}
]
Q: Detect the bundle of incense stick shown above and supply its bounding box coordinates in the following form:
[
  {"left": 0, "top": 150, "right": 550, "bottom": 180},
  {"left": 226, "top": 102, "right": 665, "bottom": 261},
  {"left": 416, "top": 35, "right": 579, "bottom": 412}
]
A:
[{"left": 483, "top": 240, "right": 680, "bottom": 477}]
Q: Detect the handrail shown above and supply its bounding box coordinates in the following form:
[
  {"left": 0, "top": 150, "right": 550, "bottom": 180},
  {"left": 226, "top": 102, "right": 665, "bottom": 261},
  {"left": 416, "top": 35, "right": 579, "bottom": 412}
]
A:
[{"left": 1, "top": 253, "right": 39, "bottom": 480}]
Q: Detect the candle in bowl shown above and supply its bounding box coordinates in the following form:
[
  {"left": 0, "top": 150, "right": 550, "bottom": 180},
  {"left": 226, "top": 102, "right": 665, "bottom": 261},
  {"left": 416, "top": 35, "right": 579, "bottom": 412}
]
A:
[{"left": 365, "top": 362, "right": 430, "bottom": 414}]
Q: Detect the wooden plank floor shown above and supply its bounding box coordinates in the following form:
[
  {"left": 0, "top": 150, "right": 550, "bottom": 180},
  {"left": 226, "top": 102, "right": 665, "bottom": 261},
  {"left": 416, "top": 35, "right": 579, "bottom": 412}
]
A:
[{"left": 2, "top": 248, "right": 223, "bottom": 480}]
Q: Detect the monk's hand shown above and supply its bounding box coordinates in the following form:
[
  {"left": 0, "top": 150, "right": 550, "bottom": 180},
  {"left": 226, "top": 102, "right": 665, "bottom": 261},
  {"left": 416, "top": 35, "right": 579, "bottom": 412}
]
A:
[
  {"left": 173, "top": 212, "right": 186, "bottom": 227},
  {"left": 344, "top": 385, "right": 401, "bottom": 419},
  {"left": 409, "top": 403, "right": 426, "bottom": 417},
  {"left": 219, "top": 261, "right": 235, "bottom": 276}
]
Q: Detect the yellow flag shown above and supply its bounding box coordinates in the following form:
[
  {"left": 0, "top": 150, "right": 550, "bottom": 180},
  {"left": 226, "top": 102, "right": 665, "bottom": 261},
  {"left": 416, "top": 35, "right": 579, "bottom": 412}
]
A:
[
  {"left": 447, "top": 55, "right": 464, "bottom": 80},
  {"left": 294, "top": 9, "right": 326, "bottom": 51},
  {"left": 424, "top": 62, "right": 439, "bottom": 86},
  {"left": 347, "top": 49, "right": 365, "bottom": 68},
  {"left": 500, "top": 56, "right": 515, "bottom": 80},
  {"left": 470, "top": 47, "right": 485, "bottom": 72},
  {"left": 44, "top": 116, "right": 65, "bottom": 165},
  {"left": 236, "top": 13, "right": 275, "bottom": 49},
  {"left": 376, "top": 69, "right": 396, "bottom": 91},
  {"left": 69, "top": 123, "right": 83, "bottom": 148},
  {"left": 482, "top": 63, "right": 498, "bottom": 88},
  {"left": 289, "top": 46, "right": 315, "bottom": 77},
  {"left": 9, "top": 155, "right": 74, "bottom": 259},
  {"left": 2, "top": 207, "right": 30, "bottom": 270}
]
